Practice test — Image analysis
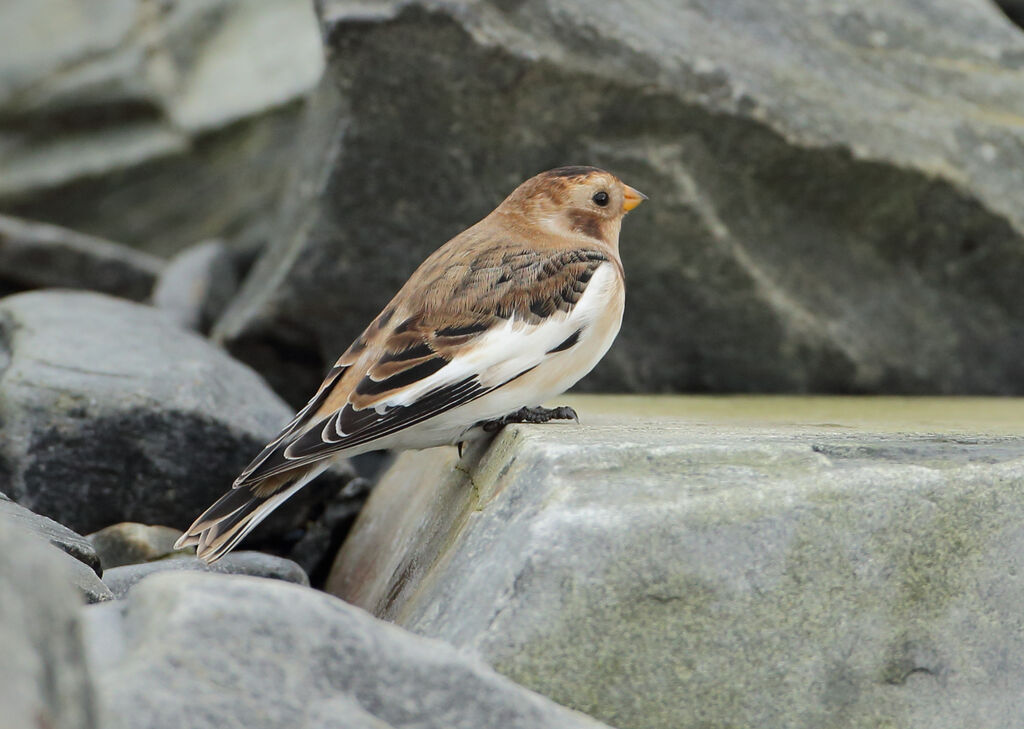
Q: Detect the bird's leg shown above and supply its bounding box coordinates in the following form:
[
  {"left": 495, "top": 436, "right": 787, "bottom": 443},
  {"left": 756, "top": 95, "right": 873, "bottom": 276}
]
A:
[{"left": 480, "top": 406, "right": 579, "bottom": 433}]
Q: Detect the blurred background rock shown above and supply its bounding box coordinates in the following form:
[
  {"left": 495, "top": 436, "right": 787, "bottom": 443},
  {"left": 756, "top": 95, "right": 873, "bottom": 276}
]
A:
[{"left": 2, "top": 0, "right": 1024, "bottom": 405}]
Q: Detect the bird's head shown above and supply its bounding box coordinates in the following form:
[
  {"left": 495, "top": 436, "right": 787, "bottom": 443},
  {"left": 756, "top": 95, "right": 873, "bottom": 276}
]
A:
[{"left": 498, "top": 165, "right": 646, "bottom": 246}]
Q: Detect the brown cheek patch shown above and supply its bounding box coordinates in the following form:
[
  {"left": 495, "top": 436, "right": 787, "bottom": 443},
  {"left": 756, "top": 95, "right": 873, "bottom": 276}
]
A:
[{"left": 568, "top": 211, "right": 604, "bottom": 241}]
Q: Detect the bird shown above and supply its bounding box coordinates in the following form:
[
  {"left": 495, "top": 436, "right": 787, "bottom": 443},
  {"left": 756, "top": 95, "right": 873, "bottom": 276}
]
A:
[{"left": 176, "top": 165, "right": 645, "bottom": 563}]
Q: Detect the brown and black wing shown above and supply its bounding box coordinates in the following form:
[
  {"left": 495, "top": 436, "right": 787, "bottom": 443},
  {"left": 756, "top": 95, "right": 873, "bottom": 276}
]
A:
[{"left": 232, "top": 243, "right": 611, "bottom": 485}]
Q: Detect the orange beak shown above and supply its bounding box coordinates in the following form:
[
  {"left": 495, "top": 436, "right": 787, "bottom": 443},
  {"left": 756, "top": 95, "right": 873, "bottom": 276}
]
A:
[{"left": 622, "top": 184, "right": 647, "bottom": 212}]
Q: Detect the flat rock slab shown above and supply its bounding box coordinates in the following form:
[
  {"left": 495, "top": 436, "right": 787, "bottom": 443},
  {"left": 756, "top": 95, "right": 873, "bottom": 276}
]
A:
[
  {"left": 329, "top": 397, "right": 1024, "bottom": 729},
  {"left": 84, "top": 572, "right": 613, "bottom": 729}
]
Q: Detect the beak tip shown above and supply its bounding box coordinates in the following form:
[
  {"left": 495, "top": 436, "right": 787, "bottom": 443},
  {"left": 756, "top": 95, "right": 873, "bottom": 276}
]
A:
[{"left": 622, "top": 184, "right": 647, "bottom": 212}]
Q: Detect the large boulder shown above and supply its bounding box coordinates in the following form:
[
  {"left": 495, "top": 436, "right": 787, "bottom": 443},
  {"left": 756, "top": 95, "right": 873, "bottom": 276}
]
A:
[
  {"left": 0, "top": 290, "right": 342, "bottom": 537},
  {"left": 216, "top": 0, "right": 1024, "bottom": 402},
  {"left": 0, "top": 0, "right": 324, "bottom": 255},
  {"left": 84, "top": 572, "right": 614, "bottom": 729},
  {"left": 0, "top": 519, "right": 99, "bottom": 729},
  {"left": 327, "top": 399, "right": 1024, "bottom": 729}
]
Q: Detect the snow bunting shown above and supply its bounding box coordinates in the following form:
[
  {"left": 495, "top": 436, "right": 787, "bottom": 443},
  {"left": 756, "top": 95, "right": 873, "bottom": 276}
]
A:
[{"left": 177, "top": 166, "right": 645, "bottom": 562}]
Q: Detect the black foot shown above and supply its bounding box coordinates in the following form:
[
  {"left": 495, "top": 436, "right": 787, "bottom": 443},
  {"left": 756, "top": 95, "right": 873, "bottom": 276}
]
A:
[{"left": 480, "top": 405, "right": 579, "bottom": 433}]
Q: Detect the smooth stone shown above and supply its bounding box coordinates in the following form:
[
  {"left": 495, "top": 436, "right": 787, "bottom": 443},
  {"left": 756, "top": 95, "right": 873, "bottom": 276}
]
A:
[
  {"left": 86, "top": 523, "right": 188, "bottom": 570},
  {"left": 101, "top": 552, "right": 309, "bottom": 598},
  {"left": 83, "top": 571, "right": 613, "bottom": 729}
]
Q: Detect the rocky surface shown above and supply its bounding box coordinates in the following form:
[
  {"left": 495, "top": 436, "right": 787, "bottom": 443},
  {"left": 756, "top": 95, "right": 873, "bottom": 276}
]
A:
[
  {"left": 216, "top": 0, "right": 1024, "bottom": 402},
  {"left": 60, "top": 553, "right": 116, "bottom": 604},
  {"left": 0, "top": 215, "right": 163, "bottom": 299},
  {"left": 0, "top": 491, "right": 112, "bottom": 603},
  {"left": 84, "top": 572, "right": 614, "bottom": 729},
  {"left": 0, "top": 0, "right": 324, "bottom": 255},
  {"left": 329, "top": 400, "right": 1024, "bottom": 729},
  {"left": 282, "top": 475, "right": 375, "bottom": 588},
  {"left": 1, "top": 491, "right": 102, "bottom": 575},
  {"left": 0, "top": 290, "right": 347, "bottom": 537},
  {"left": 997, "top": 1, "right": 1024, "bottom": 28},
  {"left": 151, "top": 239, "right": 239, "bottom": 333},
  {"left": 0, "top": 520, "right": 99, "bottom": 729},
  {"left": 86, "top": 523, "right": 188, "bottom": 570},
  {"left": 102, "top": 552, "right": 308, "bottom": 598}
]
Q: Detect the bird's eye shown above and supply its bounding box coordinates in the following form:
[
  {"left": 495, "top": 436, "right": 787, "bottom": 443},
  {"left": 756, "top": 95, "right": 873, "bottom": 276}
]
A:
[{"left": 592, "top": 191, "right": 610, "bottom": 207}]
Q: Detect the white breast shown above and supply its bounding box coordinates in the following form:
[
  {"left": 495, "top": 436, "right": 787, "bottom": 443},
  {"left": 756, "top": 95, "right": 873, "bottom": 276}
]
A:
[
  {"left": 367, "top": 262, "right": 625, "bottom": 450},
  {"left": 450, "top": 262, "right": 624, "bottom": 418}
]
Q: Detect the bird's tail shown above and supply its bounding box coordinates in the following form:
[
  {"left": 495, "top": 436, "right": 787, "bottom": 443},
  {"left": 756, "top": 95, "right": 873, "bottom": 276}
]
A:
[{"left": 174, "top": 463, "right": 328, "bottom": 564}]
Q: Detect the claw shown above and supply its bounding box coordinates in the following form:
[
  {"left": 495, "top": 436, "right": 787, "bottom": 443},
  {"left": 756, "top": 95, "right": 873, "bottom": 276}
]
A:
[{"left": 479, "top": 405, "right": 580, "bottom": 433}]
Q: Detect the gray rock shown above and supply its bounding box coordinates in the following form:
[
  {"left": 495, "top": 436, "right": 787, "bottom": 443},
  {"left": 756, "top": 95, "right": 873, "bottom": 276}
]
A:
[
  {"left": 84, "top": 571, "right": 613, "bottom": 729},
  {"left": 0, "top": 290, "right": 334, "bottom": 537},
  {"left": 0, "top": 519, "right": 99, "bottom": 729},
  {"left": 327, "top": 400, "right": 1024, "bottom": 729},
  {"left": 0, "top": 215, "right": 163, "bottom": 300},
  {"left": 217, "top": 0, "right": 1024, "bottom": 401},
  {"left": 151, "top": 240, "right": 239, "bottom": 332},
  {"left": 1, "top": 490, "right": 101, "bottom": 574},
  {"left": 101, "top": 552, "right": 308, "bottom": 598},
  {"left": 0, "top": 0, "right": 324, "bottom": 255},
  {"left": 86, "top": 523, "right": 188, "bottom": 569},
  {"left": 0, "top": 491, "right": 113, "bottom": 603},
  {"left": 283, "top": 475, "right": 374, "bottom": 588},
  {"left": 996, "top": 1, "right": 1024, "bottom": 28},
  {"left": 61, "top": 548, "right": 116, "bottom": 604}
]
